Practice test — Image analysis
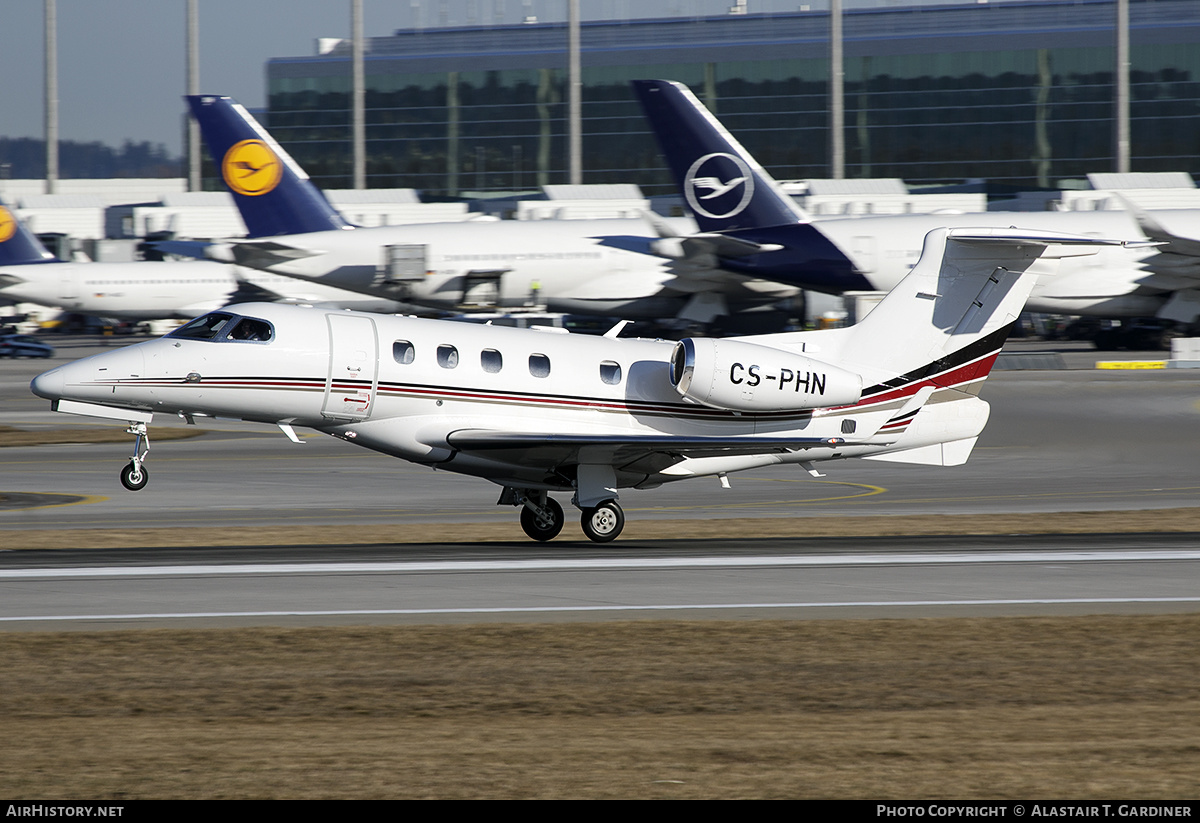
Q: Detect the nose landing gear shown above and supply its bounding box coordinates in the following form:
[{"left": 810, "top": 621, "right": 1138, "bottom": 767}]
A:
[{"left": 119, "top": 422, "right": 150, "bottom": 492}]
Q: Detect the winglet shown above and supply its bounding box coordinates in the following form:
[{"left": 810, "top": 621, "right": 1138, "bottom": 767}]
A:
[
  {"left": 632, "top": 79, "right": 810, "bottom": 232},
  {"left": 186, "top": 95, "right": 354, "bottom": 238}
]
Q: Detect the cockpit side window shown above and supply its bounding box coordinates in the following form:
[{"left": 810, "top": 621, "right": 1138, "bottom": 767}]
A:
[
  {"left": 227, "top": 318, "right": 273, "bottom": 342},
  {"left": 167, "top": 312, "right": 274, "bottom": 343},
  {"left": 170, "top": 312, "right": 236, "bottom": 340}
]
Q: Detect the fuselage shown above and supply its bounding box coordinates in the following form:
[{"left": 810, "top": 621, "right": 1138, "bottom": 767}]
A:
[
  {"left": 209, "top": 218, "right": 798, "bottom": 318},
  {"left": 813, "top": 209, "right": 1188, "bottom": 316}
]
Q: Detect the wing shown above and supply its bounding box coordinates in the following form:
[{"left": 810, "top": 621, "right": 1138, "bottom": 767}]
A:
[{"left": 447, "top": 430, "right": 849, "bottom": 475}]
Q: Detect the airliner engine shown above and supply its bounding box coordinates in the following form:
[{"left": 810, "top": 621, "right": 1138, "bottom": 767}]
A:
[{"left": 669, "top": 337, "right": 862, "bottom": 412}]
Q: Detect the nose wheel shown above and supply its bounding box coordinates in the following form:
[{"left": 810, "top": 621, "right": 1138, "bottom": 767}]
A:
[
  {"left": 120, "top": 461, "right": 149, "bottom": 491},
  {"left": 119, "top": 422, "right": 150, "bottom": 492}
]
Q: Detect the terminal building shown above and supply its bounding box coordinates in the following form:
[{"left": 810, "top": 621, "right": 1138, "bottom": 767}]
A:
[{"left": 262, "top": 0, "right": 1200, "bottom": 198}]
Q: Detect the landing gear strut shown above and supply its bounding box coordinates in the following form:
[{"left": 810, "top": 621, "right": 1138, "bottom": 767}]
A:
[
  {"left": 120, "top": 422, "right": 150, "bottom": 492},
  {"left": 520, "top": 496, "right": 564, "bottom": 542},
  {"left": 501, "top": 488, "right": 565, "bottom": 542}
]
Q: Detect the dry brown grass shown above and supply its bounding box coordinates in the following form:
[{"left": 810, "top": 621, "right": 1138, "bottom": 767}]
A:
[
  {"left": 6, "top": 507, "right": 1200, "bottom": 549},
  {"left": 1, "top": 616, "right": 1197, "bottom": 799}
]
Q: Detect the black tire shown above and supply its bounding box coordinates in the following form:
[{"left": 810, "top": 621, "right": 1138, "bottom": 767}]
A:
[
  {"left": 520, "top": 497, "right": 564, "bottom": 542},
  {"left": 580, "top": 500, "right": 624, "bottom": 543},
  {"left": 120, "top": 462, "right": 148, "bottom": 492}
]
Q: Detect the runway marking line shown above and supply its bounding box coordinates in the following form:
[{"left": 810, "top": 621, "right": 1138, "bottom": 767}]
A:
[
  {"left": 5, "top": 597, "right": 1200, "bottom": 624},
  {"left": 6, "top": 548, "right": 1200, "bottom": 578}
]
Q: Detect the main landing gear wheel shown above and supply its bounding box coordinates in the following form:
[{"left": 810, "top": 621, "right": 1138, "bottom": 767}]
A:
[
  {"left": 580, "top": 500, "right": 624, "bottom": 543},
  {"left": 120, "top": 462, "right": 149, "bottom": 492},
  {"left": 520, "top": 497, "right": 565, "bottom": 542}
]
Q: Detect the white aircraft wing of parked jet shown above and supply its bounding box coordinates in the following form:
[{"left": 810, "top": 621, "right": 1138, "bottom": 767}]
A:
[
  {"left": 175, "top": 94, "right": 797, "bottom": 323},
  {"left": 32, "top": 227, "right": 1125, "bottom": 543}
]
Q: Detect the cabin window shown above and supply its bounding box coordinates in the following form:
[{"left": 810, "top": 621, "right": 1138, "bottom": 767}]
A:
[
  {"left": 437, "top": 344, "right": 459, "bottom": 369},
  {"left": 393, "top": 340, "right": 415, "bottom": 364},
  {"left": 480, "top": 348, "right": 503, "bottom": 373},
  {"left": 599, "top": 361, "right": 622, "bottom": 385},
  {"left": 528, "top": 353, "right": 551, "bottom": 378}
]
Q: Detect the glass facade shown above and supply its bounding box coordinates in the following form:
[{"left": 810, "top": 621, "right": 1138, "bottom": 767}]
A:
[{"left": 264, "top": 0, "right": 1200, "bottom": 196}]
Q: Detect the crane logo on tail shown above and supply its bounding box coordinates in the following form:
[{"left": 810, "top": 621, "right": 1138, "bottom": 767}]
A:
[
  {"left": 684, "top": 152, "right": 754, "bottom": 220},
  {"left": 0, "top": 207, "right": 16, "bottom": 243},
  {"left": 222, "top": 140, "right": 282, "bottom": 197}
]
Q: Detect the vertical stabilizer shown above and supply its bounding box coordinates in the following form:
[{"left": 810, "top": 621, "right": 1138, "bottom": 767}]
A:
[
  {"left": 632, "top": 79, "right": 809, "bottom": 232},
  {"left": 186, "top": 95, "right": 354, "bottom": 238},
  {"left": 840, "top": 227, "right": 1128, "bottom": 383},
  {"left": 0, "top": 200, "right": 60, "bottom": 266}
]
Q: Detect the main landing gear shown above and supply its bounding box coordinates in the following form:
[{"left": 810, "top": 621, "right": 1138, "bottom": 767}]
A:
[
  {"left": 502, "top": 488, "right": 625, "bottom": 543},
  {"left": 580, "top": 500, "right": 624, "bottom": 543},
  {"left": 520, "top": 496, "right": 564, "bottom": 541},
  {"left": 119, "top": 422, "right": 150, "bottom": 492}
]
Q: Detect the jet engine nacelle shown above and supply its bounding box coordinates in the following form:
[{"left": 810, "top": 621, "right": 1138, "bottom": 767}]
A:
[{"left": 670, "top": 337, "right": 863, "bottom": 412}]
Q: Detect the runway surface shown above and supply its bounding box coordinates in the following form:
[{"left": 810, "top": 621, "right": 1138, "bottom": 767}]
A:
[{"left": 2, "top": 338, "right": 1199, "bottom": 627}]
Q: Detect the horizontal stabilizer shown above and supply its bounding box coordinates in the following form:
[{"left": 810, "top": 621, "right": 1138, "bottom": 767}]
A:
[
  {"left": 221, "top": 241, "right": 326, "bottom": 269},
  {"left": 861, "top": 437, "right": 978, "bottom": 466},
  {"left": 655, "top": 233, "right": 784, "bottom": 260}
]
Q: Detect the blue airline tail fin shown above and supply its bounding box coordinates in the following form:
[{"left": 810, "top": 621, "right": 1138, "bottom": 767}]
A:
[
  {"left": 632, "top": 79, "right": 809, "bottom": 233},
  {"left": 632, "top": 79, "right": 867, "bottom": 293},
  {"left": 0, "top": 201, "right": 60, "bottom": 266},
  {"left": 186, "top": 95, "right": 353, "bottom": 238}
]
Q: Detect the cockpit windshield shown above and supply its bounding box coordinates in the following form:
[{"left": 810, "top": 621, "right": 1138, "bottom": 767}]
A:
[{"left": 168, "top": 312, "right": 274, "bottom": 343}]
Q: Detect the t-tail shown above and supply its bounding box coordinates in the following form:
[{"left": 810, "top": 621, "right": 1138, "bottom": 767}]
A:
[
  {"left": 186, "top": 95, "right": 353, "bottom": 238},
  {"left": 0, "top": 200, "right": 60, "bottom": 267},
  {"left": 631, "top": 79, "right": 868, "bottom": 293},
  {"left": 840, "top": 228, "right": 1133, "bottom": 384},
  {"left": 833, "top": 227, "right": 1130, "bottom": 465}
]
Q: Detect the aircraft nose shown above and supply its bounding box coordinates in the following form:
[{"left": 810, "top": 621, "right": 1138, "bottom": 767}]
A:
[{"left": 31, "top": 367, "right": 64, "bottom": 400}]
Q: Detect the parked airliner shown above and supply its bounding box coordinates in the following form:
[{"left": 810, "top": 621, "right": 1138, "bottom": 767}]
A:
[
  {"left": 0, "top": 201, "right": 409, "bottom": 321},
  {"left": 634, "top": 79, "right": 1200, "bottom": 340},
  {"left": 31, "top": 226, "right": 1125, "bottom": 542},
  {"left": 173, "top": 94, "right": 798, "bottom": 323}
]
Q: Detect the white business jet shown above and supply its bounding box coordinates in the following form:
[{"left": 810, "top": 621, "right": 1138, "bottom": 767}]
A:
[{"left": 31, "top": 227, "right": 1125, "bottom": 542}]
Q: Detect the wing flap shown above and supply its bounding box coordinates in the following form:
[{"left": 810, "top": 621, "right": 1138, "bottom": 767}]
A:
[{"left": 446, "top": 430, "right": 848, "bottom": 472}]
